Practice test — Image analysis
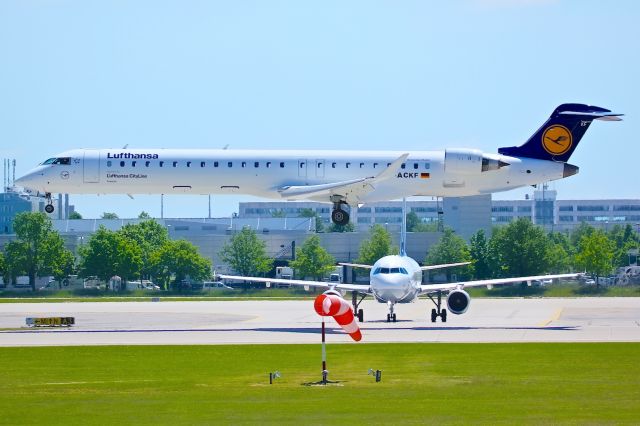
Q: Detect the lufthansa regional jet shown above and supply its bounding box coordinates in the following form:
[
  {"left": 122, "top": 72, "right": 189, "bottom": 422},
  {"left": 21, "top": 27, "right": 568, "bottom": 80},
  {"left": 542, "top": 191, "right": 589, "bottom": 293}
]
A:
[
  {"left": 221, "top": 201, "right": 579, "bottom": 323},
  {"left": 16, "top": 103, "right": 621, "bottom": 224}
]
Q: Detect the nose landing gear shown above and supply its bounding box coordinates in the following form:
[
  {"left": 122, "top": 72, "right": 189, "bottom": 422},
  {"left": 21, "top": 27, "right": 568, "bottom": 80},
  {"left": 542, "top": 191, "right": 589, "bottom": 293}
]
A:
[
  {"left": 386, "top": 301, "right": 397, "bottom": 322},
  {"left": 44, "top": 193, "right": 55, "bottom": 214}
]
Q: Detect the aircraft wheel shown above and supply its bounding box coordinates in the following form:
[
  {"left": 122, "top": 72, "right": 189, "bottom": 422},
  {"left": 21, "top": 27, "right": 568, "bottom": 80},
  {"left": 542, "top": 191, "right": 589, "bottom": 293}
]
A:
[
  {"left": 386, "top": 314, "right": 391, "bottom": 322},
  {"left": 441, "top": 309, "right": 447, "bottom": 322},
  {"left": 357, "top": 309, "right": 364, "bottom": 323},
  {"left": 331, "top": 208, "right": 349, "bottom": 226},
  {"left": 431, "top": 308, "right": 437, "bottom": 323},
  {"left": 44, "top": 204, "right": 54, "bottom": 214},
  {"left": 392, "top": 313, "right": 397, "bottom": 322}
]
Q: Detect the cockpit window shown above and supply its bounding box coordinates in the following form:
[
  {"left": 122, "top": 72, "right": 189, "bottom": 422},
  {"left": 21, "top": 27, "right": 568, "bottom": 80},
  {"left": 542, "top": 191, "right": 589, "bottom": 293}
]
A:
[
  {"left": 373, "top": 266, "right": 409, "bottom": 275},
  {"left": 42, "top": 157, "right": 71, "bottom": 165}
]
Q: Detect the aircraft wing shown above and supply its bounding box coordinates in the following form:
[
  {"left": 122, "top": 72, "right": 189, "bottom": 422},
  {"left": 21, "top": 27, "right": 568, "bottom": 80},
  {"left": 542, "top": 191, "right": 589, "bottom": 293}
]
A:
[
  {"left": 419, "top": 273, "right": 580, "bottom": 293},
  {"left": 338, "top": 262, "right": 373, "bottom": 269},
  {"left": 219, "top": 274, "right": 371, "bottom": 293},
  {"left": 277, "top": 153, "right": 409, "bottom": 201},
  {"left": 420, "top": 261, "right": 471, "bottom": 271}
]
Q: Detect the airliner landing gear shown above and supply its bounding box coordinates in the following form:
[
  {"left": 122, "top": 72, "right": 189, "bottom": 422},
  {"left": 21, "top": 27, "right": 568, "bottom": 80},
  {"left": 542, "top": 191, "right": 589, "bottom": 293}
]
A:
[
  {"left": 44, "top": 193, "right": 54, "bottom": 214},
  {"left": 330, "top": 196, "right": 350, "bottom": 225},
  {"left": 428, "top": 291, "right": 447, "bottom": 323},
  {"left": 351, "top": 291, "right": 366, "bottom": 322},
  {"left": 386, "top": 301, "right": 397, "bottom": 322}
]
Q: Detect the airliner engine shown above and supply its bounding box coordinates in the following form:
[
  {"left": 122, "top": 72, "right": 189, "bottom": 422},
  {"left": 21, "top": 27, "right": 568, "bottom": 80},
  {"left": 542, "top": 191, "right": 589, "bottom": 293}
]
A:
[{"left": 446, "top": 289, "right": 470, "bottom": 315}]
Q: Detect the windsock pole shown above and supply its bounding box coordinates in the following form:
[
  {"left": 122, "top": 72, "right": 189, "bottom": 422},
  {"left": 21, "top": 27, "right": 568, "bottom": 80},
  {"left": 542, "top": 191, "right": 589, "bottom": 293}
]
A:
[{"left": 321, "top": 318, "right": 327, "bottom": 384}]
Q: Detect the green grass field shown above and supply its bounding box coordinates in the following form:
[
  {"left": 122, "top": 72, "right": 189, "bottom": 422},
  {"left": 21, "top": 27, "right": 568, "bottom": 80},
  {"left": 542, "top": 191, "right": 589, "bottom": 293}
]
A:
[
  {"left": 1, "top": 343, "right": 639, "bottom": 425},
  {"left": 2, "top": 283, "right": 640, "bottom": 303}
]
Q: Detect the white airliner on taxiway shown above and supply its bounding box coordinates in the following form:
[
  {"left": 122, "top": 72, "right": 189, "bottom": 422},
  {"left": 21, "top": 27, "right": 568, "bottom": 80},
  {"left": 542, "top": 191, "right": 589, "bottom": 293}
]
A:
[
  {"left": 15, "top": 104, "right": 621, "bottom": 225},
  {"left": 221, "top": 200, "right": 579, "bottom": 323}
]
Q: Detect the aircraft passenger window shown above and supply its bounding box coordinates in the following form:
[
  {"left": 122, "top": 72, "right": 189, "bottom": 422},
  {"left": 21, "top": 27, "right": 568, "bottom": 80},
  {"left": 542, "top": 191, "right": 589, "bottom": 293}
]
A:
[
  {"left": 120, "top": 161, "right": 125, "bottom": 167},
  {"left": 318, "top": 162, "right": 322, "bottom": 168},
  {"left": 159, "top": 161, "right": 164, "bottom": 167},
  {"left": 280, "top": 162, "right": 285, "bottom": 168},
  {"left": 300, "top": 162, "right": 305, "bottom": 168},
  {"left": 387, "top": 163, "right": 391, "bottom": 167},
  {"left": 173, "top": 161, "right": 178, "bottom": 167},
  {"left": 346, "top": 162, "right": 350, "bottom": 168},
  {"left": 242, "top": 162, "right": 247, "bottom": 168},
  {"left": 401, "top": 163, "right": 406, "bottom": 169},
  {"left": 132, "top": 161, "right": 136, "bottom": 167},
  {"left": 146, "top": 161, "right": 151, "bottom": 167},
  {"left": 187, "top": 161, "right": 191, "bottom": 167},
  {"left": 254, "top": 162, "right": 259, "bottom": 168},
  {"left": 107, "top": 161, "right": 112, "bottom": 167},
  {"left": 228, "top": 162, "right": 233, "bottom": 168},
  {"left": 266, "top": 162, "right": 271, "bottom": 168},
  {"left": 413, "top": 163, "right": 418, "bottom": 169},
  {"left": 373, "top": 163, "right": 378, "bottom": 168},
  {"left": 425, "top": 163, "right": 430, "bottom": 169},
  {"left": 332, "top": 162, "right": 336, "bottom": 168},
  {"left": 360, "top": 162, "right": 364, "bottom": 168},
  {"left": 42, "top": 158, "right": 56, "bottom": 165},
  {"left": 214, "top": 161, "right": 219, "bottom": 167},
  {"left": 200, "top": 162, "right": 205, "bottom": 167}
]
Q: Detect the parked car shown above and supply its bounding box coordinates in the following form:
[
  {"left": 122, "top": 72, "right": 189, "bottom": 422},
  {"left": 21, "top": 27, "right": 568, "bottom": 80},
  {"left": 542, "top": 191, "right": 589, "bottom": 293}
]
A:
[{"left": 202, "top": 281, "right": 235, "bottom": 291}]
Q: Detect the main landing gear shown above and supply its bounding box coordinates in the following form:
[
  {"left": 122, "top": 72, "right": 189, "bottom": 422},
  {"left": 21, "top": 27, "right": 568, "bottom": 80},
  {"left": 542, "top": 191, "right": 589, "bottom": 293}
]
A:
[
  {"left": 44, "top": 192, "right": 55, "bottom": 214},
  {"left": 351, "top": 291, "right": 365, "bottom": 322},
  {"left": 330, "top": 196, "right": 350, "bottom": 226},
  {"left": 386, "top": 301, "right": 397, "bottom": 322},
  {"left": 427, "top": 291, "right": 447, "bottom": 323}
]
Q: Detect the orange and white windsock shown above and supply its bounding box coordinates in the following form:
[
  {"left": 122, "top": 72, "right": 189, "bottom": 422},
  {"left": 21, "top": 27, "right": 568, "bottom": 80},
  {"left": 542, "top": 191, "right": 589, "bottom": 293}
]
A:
[{"left": 314, "top": 292, "right": 362, "bottom": 342}]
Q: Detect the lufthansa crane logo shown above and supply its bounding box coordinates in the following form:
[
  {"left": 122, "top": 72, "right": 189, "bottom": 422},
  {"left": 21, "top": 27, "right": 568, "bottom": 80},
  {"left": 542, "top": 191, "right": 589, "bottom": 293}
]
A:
[{"left": 542, "top": 125, "right": 572, "bottom": 155}]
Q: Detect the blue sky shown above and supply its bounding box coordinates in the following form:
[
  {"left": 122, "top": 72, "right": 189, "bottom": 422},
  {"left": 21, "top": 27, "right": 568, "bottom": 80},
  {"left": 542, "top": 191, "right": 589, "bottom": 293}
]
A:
[{"left": 1, "top": 0, "right": 638, "bottom": 218}]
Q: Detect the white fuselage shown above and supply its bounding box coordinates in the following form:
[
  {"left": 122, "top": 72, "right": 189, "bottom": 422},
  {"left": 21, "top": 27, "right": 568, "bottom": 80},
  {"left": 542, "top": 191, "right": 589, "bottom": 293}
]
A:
[
  {"left": 16, "top": 148, "right": 569, "bottom": 203},
  {"left": 369, "top": 255, "right": 422, "bottom": 304}
]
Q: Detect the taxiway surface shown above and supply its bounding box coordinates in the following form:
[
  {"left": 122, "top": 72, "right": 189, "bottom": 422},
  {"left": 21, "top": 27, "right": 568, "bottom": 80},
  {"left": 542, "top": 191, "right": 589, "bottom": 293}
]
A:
[{"left": 1, "top": 298, "right": 639, "bottom": 346}]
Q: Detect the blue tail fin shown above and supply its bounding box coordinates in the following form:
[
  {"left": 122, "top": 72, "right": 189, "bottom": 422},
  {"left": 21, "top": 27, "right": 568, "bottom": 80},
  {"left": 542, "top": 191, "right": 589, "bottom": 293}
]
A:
[{"left": 498, "top": 104, "right": 622, "bottom": 162}]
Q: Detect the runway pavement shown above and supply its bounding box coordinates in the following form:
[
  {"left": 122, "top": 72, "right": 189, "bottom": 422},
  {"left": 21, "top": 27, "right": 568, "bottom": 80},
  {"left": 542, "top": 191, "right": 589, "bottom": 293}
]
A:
[{"left": 1, "top": 297, "right": 639, "bottom": 346}]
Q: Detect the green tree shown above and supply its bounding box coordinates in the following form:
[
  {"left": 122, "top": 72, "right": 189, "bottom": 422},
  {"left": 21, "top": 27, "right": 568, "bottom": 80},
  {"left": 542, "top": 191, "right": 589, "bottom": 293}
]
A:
[
  {"left": 0, "top": 252, "right": 4, "bottom": 277},
  {"left": 68, "top": 211, "right": 82, "bottom": 220},
  {"left": 290, "top": 235, "right": 335, "bottom": 280},
  {"left": 608, "top": 224, "right": 638, "bottom": 267},
  {"left": 151, "top": 240, "right": 211, "bottom": 289},
  {"left": 138, "top": 211, "right": 152, "bottom": 219},
  {"left": 413, "top": 222, "right": 439, "bottom": 232},
  {"left": 426, "top": 228, "right": 473, "bottom": 280},
  {"left": 327, "top": 222, "right": 355, "bottom": 233},
  {"left": 357, "top": 224, "right": 397, "bottom": 265},
  {"left": 489, "top": 218, "right": 550, "bottom": 277},
  {"left": 219, "top": 227, "right": 273, "bottom": 276},
  {"left": 8, "top": 212, "right": 75, "bottom": 290},
  {"left": 570, "top": 222, "right": 595, "bottom": 252},
  {"left": 547, "top": 232, "right": 573, "bottom": 273},
  {"left": 575, "top": 229, "right": 615, "bottom": 282},
  {"left": 4, "top": 241, "right": 27, "bottom": 284},
  {"left": 101, "top": 212, "right": 119, "bottom": 219},
  {"left": 118, "top": 220, "right": 169, "bottom": 279},
  {"left": 469, "top": 229, "right": 491, "bottom": 279},
  {"left": 406, "top": 211, "right": 421, "bottom": 232},
  {"left": 270, "top": 209, "right": 286, "bottom": 218},
  {"left": 79, "top": 227, "right": 142, "bottom": 287}
]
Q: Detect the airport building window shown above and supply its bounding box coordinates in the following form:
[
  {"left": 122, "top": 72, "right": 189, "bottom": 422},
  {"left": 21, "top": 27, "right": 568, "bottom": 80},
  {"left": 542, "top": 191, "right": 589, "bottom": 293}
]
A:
[
  {"left": 107, "top": 161, "right": 112, "bottom": 167},
  {"left": 358, "top": 207, "right": 372, "bottom": 213},
  {"left": 559, "top": 215, "right": 574, "bottom": 222},
  {"left": 614, "top": 205, "right": 640, "bottom": 211},
  {"left": 228, "top": 162, "right": 233, "bottom": 168},
  {"left": 120, "top": 161, "right": 125, "bottom": 167},
  {"left": 577, "top": 205, "right": 607, "bottom": 212},
  {"left": 559, "top": 205, "right": 574, "bottom": 212}
]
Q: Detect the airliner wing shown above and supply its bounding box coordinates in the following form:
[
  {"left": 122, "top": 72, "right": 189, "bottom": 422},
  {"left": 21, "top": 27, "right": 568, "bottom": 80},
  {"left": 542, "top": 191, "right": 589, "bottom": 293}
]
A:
[
  {"left": 338, "top": 262, "right": 373, "bottom": 269},
  {"left": 419, "top": 273, "right": 580, "bottom": 293},
  {"left": 219, "top": 274, "right": 371, "bottom": 293},
  {"left": 420, "top": 261, "right": 471, "bottom": 271},
  {"left": 277, "top": 153, "right": 409, "bottom": 200}
]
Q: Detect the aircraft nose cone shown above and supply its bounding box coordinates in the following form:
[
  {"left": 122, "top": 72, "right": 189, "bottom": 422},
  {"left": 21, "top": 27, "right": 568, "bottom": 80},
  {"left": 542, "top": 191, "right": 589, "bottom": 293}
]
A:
[{"left": 15, "top": 170, "right": 43, "bottom": 192}]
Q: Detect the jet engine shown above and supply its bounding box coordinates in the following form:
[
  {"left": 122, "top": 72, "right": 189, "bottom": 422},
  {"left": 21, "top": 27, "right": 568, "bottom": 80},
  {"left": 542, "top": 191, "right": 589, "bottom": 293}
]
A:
[
  {"left": 444, "top": 148, "right": 509, "bottom": 174},
  {"left": 446, "top": 289, "right": 470, "bottom": 315}
]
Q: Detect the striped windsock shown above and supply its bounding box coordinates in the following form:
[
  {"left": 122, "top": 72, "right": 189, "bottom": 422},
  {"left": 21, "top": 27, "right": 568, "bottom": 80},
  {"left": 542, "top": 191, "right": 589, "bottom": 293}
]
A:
[{"left": 314, "top": 292, "right": 362, "bottom": 342}]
